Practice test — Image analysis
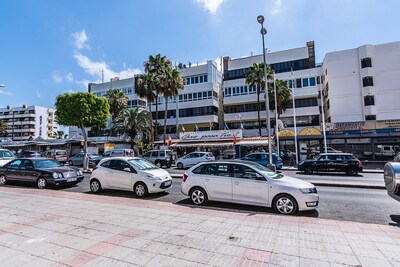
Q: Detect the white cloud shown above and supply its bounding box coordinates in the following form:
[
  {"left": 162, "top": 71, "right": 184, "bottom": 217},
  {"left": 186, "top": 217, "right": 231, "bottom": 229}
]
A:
[
  {"left": 36, "top": 91, "right": 41, "bottom": 98},
  {"left": 72, "top": 29, "right": 90, "bottom": 50},
  {"left": 195, "top": 0, "right": 225, "bottom": 15},
  {"left": 272, "top": 0, "right": 283, "bottom": 14},
  {"left": 52, "top": 73, "right": 63, "bottom": 83},
  {"left": 0, "top": 90, "right": 12, "bottom": 96},
  {"left": 65, "top": 73, "right": 74, "bottom": 82}
]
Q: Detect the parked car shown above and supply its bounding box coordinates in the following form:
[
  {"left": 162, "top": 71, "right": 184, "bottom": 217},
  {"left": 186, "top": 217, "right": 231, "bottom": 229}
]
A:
[
  {"left": 0, "top": 149, "right": 16, "bottom": 167},
  {"left": 298, "top": 153, "right": 363, "bottom": 175},
  {"left": 17, "top": 150, "right": 41, "bottom": 158},
  {"left": 142, "top": 150, "right": 173, "bottom": 168},
  {"left": 176, "top": 152, "right": 215, "bottom": 169},
  {"left": 394, "top": 152, "right": 400, "bottom": 162},
  {"left": 0, "top": 158, "right": 84, "bottom": 189},
  {"left": 68, "top": 152, "right": 103, "bottom": 166},
  {"left": 181, "top": 160, "right": 319, "bottom": 215},
  {"left": 365, "top": 145, "right": 400, "bottom": 157},
  {"left": 383, "top": 162, "right": 400, "bottom": 202},
  {"left": 89, "top": 157, "right": 172, "bottom": 197},
  {"left": 42, "top": 149, "right": 68, "bottom": 163},
  {"left": 240, "top": 152, "right": 283, "bottom": 170},
  {"left": 103, "top": 149, "right": 134, "bottom": 158}
]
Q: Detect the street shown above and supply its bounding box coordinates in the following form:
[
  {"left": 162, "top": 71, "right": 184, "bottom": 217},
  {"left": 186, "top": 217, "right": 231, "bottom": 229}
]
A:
[{"left": 45, "top": 169, "right": 400, "bottom": 225}]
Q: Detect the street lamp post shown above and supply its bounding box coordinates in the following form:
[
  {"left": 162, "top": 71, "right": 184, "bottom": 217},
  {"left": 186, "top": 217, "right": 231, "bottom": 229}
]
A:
[
  {"left": 257, "top": 15, "right": 275, "bottom": 171},
  {"left": 273, "top": 70, "right": 280, "bottom": 159},
  {"left": 319, "top": 71, "right": 328, "bottom": 153}
]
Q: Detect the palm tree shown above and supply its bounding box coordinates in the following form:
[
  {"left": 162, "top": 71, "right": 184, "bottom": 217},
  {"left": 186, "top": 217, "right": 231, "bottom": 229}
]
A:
[
  {"left": 116, "top": 107, "right": 151, "bottom": 149},
  {"left": 268, "top": 79, "right": 292, "bottom": 117},
  {"left": 0, "top": 119, "right": 7, "bottom": 135},
  {"left": 245, "top": 63, "right": 273, "bottom": 136},
  {"left": 161, "top": 66, "right": 185, "bottom": 144},
  {"left": 105, "top": 89, "right": 128, "bottom": 134},
  {"left": 136, "top": 73, "right": 156, "bottom": 142},
  {"left": 144, "top": 54, "right": 171, "bottom": 140}
]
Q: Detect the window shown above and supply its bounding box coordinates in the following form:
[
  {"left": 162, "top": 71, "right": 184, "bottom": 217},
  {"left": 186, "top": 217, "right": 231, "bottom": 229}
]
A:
[
  {"left": 192, "top": 165, "right": 206, "bottom": 174},
  {"left": 110, "top": 160, "right": 130, "bottom": 172},
  {"left": 159, "top": 151, "right": 165, "bottom": 157},
  {"left": 362, "top": 76, "right": 374, "bottom": 87},
  {"left": 361, "top": 57, "right": 372, "bottom": 68},
  {"left": 296, "top": 79, "right": 302, "bottom": 88},
  {"left": 151, "top": 151, "right": 159, "bottom": 157},
  {"left": 310, "top": 77, "right": 316, "bottom": 86},
  {"left": 204, "top": 75, "right": 208, "bottom": 82},
  {"left": 302, "top": 78, "right": 309, "bottom": 87},
  {"left": 204, "top": 164, "right": 230, "bottom": 177},
  {"left": 21, "top": 159, "right": 34, "bottom": 169},
  {"left": 200, "top": 76, "right": 203, "bottom": 83},
  {"left": 365, "top": 115, "right": 376, "bottom": 121},
  {"left": 233, "top": 165, "right": 259, "bottom": 180},
  {"left": 8, "top": 160, "right": 22, "bottom": 169},
  {"left": 364, "top": 95, "right": 375, "bottom": 106}
]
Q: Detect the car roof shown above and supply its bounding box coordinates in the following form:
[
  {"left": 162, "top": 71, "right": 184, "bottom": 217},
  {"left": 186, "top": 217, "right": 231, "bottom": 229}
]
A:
[
  {"left": 319, "top": 153, "right": 353, "bottom": 155},
  {"left": 246, "top": 152, "right": 277, "bottom": 155},
  {"left": 101, "top": 156, "right": 141, "bottom": 161}
]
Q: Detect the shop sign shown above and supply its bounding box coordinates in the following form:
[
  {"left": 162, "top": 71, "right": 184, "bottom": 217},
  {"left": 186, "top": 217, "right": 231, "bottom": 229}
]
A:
[
  {"left": 299, "top": 127, "right": 321, "bottom": 136},
  {"left": 179, "top": 130, "right": 242, "bottom": 141},
  {"left": 278, "top": 129, "right": 295, "bottom": 137},
  {"left": 326, "top": 119, "right": 400, "bottom": 132}
]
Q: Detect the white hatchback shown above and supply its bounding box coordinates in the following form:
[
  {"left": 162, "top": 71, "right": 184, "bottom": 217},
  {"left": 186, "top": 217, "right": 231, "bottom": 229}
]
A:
[
  {"left": 176, "top": 152, "right": 215, "bottom": 169},
  {"left": 181, "top": 161, "right": 319, "bottom": 215},
  {"left": 0, "top": 149, "right": 16, "bottom": 167},
  {"left": 89, "top": 157, "right": 172, "bottom": 197}
]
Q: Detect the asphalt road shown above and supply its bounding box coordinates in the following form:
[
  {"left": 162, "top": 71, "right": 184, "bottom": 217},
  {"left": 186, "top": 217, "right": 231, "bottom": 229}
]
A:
[{"left": 52, "top": 171, "right": 400, "bottom": 226}]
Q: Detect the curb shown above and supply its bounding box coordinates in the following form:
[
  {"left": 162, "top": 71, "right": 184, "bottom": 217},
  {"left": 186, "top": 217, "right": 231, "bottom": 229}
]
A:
[
  {"left": 281, "top": 168, "right": 384, "bottom": 174},
  {"left": 170, "top": 175, "right": 385, "bottom": 190}
]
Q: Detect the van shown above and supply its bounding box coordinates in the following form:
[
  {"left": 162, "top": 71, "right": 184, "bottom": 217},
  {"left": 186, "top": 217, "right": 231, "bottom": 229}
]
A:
[
  {"left": 43, "top": 149, "right": 68, "bottom": 163},
  {"left": 103, "top": 149, "right": 134, "bottom": 158}
]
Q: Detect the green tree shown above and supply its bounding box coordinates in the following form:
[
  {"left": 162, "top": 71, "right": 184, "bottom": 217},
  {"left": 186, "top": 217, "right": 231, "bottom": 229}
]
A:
[
  {"left": 105, "top": 89, "right": 128, "bottom": 133},
  {"left": 136, "top": 73, "right": 156, "bottom": 141},
  {"left": 161, "top": 66, "right": 185, "bottom": 144},
  {"left": 116, "top": 107, "right": 151, "bottom": 150},
  {"left": 55, "top": 92, "right": 110, "bottom": 169},
  {"left": 0, "top": 119, "right": 7, "bottom": 134},
  {"left": 268, "top": 79, "right": 292, "bottom": 117},
  {"left": 245, "top": 63, "right": 273, "bottom": 136},
  {"left": 144, "top": 54, "right": 171, "bottom": 141},
  {"left": 53, "top": 131, "right": 65, "bottom": 139}
]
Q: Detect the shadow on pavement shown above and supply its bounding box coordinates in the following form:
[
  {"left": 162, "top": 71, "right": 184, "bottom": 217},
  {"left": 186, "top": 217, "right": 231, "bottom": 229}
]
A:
[
  {"left": 389, "top": 215, "right": 400, "bottom": 227},
  {"left": 174, "top": 198, "right": 319, "bottom": 218},
  {"left": 293, "top": 171, "right": 364, "bottom": 178},
  {"left": 83, "top": 189, "right": 170, "bottom": 200}
]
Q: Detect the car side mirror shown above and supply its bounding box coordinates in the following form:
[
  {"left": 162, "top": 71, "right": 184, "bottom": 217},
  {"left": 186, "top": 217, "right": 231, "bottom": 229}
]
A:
[
  {"left": 124, "top": 167, "right": 132, "bottom": 172},
  {"left": 255, "top": 173, "right": 265, "bottom": 181}
]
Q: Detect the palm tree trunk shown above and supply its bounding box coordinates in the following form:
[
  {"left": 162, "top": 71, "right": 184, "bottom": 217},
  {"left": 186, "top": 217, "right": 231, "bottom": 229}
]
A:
[
  {"left": 154, "top": 92, "right": 159, "bottom": 141},
  {"left": 257, "top": 85, "right": 261, "bottom": 136},
  {"left": 163, "top": 98, "right": 168, "bottom": 145},
  {"left": 148, "top": 103, "right": 153, "bottom": 143}
]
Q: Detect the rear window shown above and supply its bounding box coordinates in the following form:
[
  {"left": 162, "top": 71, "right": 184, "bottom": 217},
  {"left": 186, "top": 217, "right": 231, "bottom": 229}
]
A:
[
  {"left": 56, "top": 151, "right": 67, "bottom": 155},
  {"left": 192, "top": 164, "right": 206, "bottom": 174},
  {"left": 0, "top": 151, "right": 15, "bottom": 158}
]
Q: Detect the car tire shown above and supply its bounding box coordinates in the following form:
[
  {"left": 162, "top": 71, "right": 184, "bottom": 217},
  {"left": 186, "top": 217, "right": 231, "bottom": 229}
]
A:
[
  {"left": 37, "top": 177, "right": 47, "bottom": 189},
  {"left": 346, "top": 168, "right": 358, "bottom": 176},
  {"left": 134, "top": 182, "right": 148, "bottom": 197},
  {"left": 304, "top": 166, "right": 313, "bottom": 175},
  {"left": 68, "top": 160, "right": 74, "bottom": 166},
  {"left": 177, "top": 162, "right": 184, "bottom": 169},
  {"left": 273, "top": 194, "right": 298, "bottom": 215},
  {"left": 0, "top": 174, "right": 7, "bottom": 185},
  {"left": 190, "top": 187, "right": 208, "bottom": 205},
  {"left": 90, "top": 179, "right": 102, "bottom": 193},
  {"left": 155, "top": 161, "right": 162, "bottom": 168}
]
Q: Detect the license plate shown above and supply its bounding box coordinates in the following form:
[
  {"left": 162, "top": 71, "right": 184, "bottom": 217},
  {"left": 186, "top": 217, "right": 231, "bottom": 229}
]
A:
[
  {"left": 67, "top": 178, "right": 77, "bottom": 182},
  {"left": 164, "top": 180, "right": 172, "bottom": 186}
]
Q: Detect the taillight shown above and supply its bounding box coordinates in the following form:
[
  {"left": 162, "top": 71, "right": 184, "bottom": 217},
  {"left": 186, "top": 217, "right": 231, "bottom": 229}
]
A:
[
  {"left": 358, "top": 160, "right": 362, "bottom": 167},
  {"left": 92, "top": 166, "right": 98, "bottom": 171},
  {"left": 183, "top": 173, "right": 188, "bottom": 182}
]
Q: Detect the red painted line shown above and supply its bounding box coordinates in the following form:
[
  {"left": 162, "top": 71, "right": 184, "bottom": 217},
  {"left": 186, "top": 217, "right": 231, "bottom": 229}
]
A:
[{"left": 0, "top": 214, "right": 62, "bottom": 235}]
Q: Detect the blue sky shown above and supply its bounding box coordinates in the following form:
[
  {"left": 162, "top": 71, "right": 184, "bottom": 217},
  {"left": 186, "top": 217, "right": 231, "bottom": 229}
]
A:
[{"left": 0, "top": 0, "right": 399, "bottom": 109}]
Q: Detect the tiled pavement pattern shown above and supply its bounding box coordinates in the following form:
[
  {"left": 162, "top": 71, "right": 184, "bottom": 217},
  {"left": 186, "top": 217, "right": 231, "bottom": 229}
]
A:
[{"left": 0, "top": 187, "right": 400, "bottom": 266}]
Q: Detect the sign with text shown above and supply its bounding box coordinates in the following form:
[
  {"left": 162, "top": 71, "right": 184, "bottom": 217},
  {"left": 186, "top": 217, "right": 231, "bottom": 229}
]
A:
[{"left": 179, "top": 130, "right": 242, "bottom": 141}]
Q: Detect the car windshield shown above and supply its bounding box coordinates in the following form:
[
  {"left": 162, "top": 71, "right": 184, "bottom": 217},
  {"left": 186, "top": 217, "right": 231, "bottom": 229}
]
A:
[
  {"left": 166, "top": 151, "right": 172, "bottom": 156},
  {"left": 0, "top": 151, "right": 15, "bottom": 159},
  {"left": 33, "top": 159, "right": 63, "bottom": 168},
  {"left": 245, "top": 162, "right": 281, "bottom": 179},
  {"left": 128, "top": 159, "right": 157, "bottom": 170}
]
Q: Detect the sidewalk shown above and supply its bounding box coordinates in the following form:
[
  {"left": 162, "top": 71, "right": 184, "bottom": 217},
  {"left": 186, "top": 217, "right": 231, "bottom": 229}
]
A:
[{"left": 1, "top": 187, "right": 400, "bottom": 266}]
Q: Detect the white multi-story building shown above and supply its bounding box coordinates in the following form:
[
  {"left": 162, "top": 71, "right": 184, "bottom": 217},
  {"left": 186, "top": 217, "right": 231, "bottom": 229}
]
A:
[
  {"left": 322, "top": 41, "right": 400, "bottom": 123},
  {"left": 222, "top": 41, "right": 321, "bottom": 137},
  {"left": 0, "top": 105, "right": 58, "bottom": 141}
]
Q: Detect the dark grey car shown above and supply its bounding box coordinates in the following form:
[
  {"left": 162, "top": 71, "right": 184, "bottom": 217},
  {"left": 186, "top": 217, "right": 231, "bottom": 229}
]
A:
[{"left": 68, "top": 153, "right": 102, "bottom": 166}]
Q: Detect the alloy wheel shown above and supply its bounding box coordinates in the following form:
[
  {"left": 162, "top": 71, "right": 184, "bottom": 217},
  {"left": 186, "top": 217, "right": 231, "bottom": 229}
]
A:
[
  {"left": 37, "top": 178, "right": 46, "bottom": 189},
  {"left": 0, "top": 175, "right": 6, "bottom": 185},
  {"left": 155, "top": 162, "right": 162, "bottom": 168},
  {"left": 135, "top": 184, "right": 147, "bottom": 197},
  {"left": 191, "top": 189, "right": 205, "bottom": 205},
  {"left": 177, "top": 163, "right": 183, "bottom": 169},
  {"left": 276, "top": 197, "right": 294, "bottom": 214},
  {"left": 90, "top": 180, "right": 101, "bottom": 193}
]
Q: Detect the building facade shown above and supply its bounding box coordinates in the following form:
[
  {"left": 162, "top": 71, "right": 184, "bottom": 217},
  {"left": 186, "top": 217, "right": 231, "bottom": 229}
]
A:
[{"left": 0, "top": 105, "right": 58, "bottom": 141}]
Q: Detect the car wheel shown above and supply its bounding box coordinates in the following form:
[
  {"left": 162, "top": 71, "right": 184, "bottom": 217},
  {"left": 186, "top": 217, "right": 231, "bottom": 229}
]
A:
[
  {"left": 0, "top": 174, "right": 7, "bottom": 185},
  {"left": 346, "top": 168, "right": 358, "bottom": 176},
  {"left": 37, "top": 177, "right": 47, "bottom": 189},
  {"left": 190, "top": 187, "right": 208, "bottom": 205},
  {"left": 68, "top": 160, "right": 74, "bottom": 166},
  {"left": 155, "top": 161, "right": 162, "bottom": 168},
  {"left": 134, "top": 182, "right": 148, "bottom": 197},
  {"left": 273, "top": 194, "right": 298, "bottom": 215},
  {"left": 90, "top": 179, "right": 102, "bottom": 193},
  {"left": 177, "top": 162, "right": 183, "bottom": 169},
  {"left": 304, "top": 166, "right": 313, "bottom": 175}
]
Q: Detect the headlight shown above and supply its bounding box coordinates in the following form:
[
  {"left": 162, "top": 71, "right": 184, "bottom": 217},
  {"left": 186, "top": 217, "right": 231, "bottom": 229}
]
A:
[
  {"left": 299, "top": 187, "right": 317, "bottom": 194},
  {"left": 53, "top": 173, "right": 59, "bottom": 179},
  {"left": 59, "top": 173, "right": 63, "bottom": 178},
  {"left": 77, "top": 170, "right": 83, "bottom": 176},
  {"left": 146, "top": 174, "right": 162, "bottom": 182},
  {"left": 396, "top": 173, "right": 400, "bottom": 179}
]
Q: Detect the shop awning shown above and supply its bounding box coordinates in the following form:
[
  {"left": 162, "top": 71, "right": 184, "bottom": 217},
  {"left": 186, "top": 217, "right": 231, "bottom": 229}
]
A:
[{"left": 171, "top": 142, "right": 234, "bottom": 147}]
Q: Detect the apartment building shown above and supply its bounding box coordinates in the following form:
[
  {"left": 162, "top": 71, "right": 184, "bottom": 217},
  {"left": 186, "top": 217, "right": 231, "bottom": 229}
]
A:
[
  {"left": 222, "top": 41, "right": 321, "bottom": 137},
  {"left": 0, "top": 105, "right": 58, "bottom": 141}
]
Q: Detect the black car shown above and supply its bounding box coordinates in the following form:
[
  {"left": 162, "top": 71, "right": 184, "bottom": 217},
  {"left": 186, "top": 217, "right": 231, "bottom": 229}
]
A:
[
  {"left": 17, "top": 150, "right": 41, "bottom": 158},
  {"left": 298, "top": 153, "right": 363, "bottom": 176},
  {"left": 0, "top": 158, "right": 84, "bottom": 189}
]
